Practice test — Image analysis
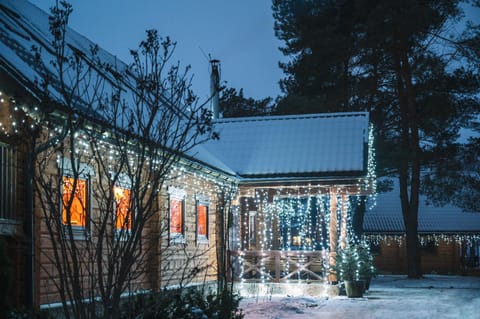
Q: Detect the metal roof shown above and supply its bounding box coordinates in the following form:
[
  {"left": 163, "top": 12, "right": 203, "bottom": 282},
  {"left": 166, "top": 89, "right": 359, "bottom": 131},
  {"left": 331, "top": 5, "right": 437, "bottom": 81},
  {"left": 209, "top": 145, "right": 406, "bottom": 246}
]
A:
[
  {"left": 202, "top": 112, "right": 369, "bottom": 178},
  {"left": 1, "top": 0, "right": 371, "bottom": 181},
  {"left": 364, "top": 179, "right": 480, "bottom": 234}
]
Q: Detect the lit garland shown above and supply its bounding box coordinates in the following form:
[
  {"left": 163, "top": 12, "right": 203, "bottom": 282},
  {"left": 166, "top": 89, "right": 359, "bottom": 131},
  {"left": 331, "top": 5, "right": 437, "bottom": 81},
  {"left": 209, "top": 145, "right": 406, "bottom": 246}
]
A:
[
  {"left": 3, "top": 87, "right": 386, "bottom": 285},
  {"left": 231, "top": 125, "right": 379, "bottom": 283},
  {"left": 363, "top": 234, "right": 480, "bottom": 247}
]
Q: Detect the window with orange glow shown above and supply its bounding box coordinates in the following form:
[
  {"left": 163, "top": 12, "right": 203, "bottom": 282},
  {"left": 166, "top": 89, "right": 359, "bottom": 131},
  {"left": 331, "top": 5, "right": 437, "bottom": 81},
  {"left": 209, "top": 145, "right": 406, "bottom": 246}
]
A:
[
  {"left": 114, "top": 186, "right": 131, "bottom": 230},
  {"left": 62, "top": 176, "right": 88, "bottom": 227},
  {"left": 170, "top": 198, "right": 184, "bottom": 235},
  {"left": 197, "top": 203, "right": 208, "bottom": 238}
]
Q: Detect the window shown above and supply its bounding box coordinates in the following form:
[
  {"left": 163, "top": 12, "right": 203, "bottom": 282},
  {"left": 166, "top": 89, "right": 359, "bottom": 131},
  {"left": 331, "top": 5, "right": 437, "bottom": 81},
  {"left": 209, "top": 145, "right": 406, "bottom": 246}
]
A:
[
  {"left": 196, "top": 197, "right": 209, "bottom": 243},
  {"left": 62, "top": 176, "right": 88, "bottom": 229},
  {"left": 59, "top": 158, "right": 94, "bottom": 239},
  {"left": 114, "top": 186, "right": 131, "bottom": 232},
  {"left": 168, "top": 187, "right": 186, "bottom": 243},
  {"left": 0, "top": 142, "right": 15, "bottom": 220}
]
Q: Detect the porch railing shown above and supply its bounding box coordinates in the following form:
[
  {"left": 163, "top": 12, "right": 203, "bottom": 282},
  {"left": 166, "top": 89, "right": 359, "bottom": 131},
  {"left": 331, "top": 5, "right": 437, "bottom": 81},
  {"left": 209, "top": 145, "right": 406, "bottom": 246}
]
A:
[{"left": 229, "top": 250, "right": 327, "bottom": 283}]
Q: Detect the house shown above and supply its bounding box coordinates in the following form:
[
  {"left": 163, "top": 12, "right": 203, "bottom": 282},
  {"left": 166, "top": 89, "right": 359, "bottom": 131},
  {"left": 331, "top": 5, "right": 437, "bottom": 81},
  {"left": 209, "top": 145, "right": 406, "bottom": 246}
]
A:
[
  {"left": 0, "top": 0, "right": 374, "bottom": 310},
  {"left": 204, "top": 113, "right": 374, "bottom": 283},
  {"left": 363, "top": 179, "right": 480, "bottom": 275}
]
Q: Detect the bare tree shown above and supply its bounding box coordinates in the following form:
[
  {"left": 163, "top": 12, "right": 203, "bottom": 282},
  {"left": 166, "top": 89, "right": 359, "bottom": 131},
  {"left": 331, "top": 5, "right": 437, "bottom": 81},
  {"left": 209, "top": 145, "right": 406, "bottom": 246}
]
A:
[{"left": 25, "top": 2, "right": 216, "bottom": 318}]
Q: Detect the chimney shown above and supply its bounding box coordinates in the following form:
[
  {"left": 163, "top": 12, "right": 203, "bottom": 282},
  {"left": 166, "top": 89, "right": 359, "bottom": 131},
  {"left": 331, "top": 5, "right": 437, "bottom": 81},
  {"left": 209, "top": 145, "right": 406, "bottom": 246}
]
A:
[{"left": 210, "top": 59, "right": 220, "bottom": 119}]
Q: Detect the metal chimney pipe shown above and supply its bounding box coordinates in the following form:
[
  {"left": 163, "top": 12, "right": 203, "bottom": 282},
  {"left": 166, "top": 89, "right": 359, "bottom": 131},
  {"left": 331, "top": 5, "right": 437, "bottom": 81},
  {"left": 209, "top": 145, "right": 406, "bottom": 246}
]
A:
[{"left": 210, "top": 59, "right": 220, "bottom": 119}]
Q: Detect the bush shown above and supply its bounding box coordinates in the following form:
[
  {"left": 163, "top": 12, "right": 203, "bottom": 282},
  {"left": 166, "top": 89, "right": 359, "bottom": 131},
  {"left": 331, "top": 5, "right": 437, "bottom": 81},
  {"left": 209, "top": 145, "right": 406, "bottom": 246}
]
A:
[
  {"left": 7, "top": 308, "right": 53, "bottom": 319},
  {"left": 121, "top": 287, "right": 244, "bottom": 319}
]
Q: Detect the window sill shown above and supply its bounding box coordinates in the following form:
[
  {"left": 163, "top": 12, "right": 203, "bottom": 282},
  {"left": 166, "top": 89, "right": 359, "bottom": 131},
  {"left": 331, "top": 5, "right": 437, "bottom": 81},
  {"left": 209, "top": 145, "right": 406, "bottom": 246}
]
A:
[
  {"left": 115, "top": 229, "right": 132, "bottom": 241},
  {"left": 0, "top": 218, "right": 20, "bottom": 236},
  {"left": 197, "top": 236, "right": 209, "bottom": 245},
  {"left": 63, "top": 225, "right": 89, "bottom": 240},
  {"left": 170, "top": 234, "right": 186, "bottom": 244}
]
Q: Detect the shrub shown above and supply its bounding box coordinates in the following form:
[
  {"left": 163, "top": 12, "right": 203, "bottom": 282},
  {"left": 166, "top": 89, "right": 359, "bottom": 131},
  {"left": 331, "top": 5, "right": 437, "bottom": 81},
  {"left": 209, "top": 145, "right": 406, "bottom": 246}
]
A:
[{"left": 121, "top": 287, "right": 244, "bottom": 319}]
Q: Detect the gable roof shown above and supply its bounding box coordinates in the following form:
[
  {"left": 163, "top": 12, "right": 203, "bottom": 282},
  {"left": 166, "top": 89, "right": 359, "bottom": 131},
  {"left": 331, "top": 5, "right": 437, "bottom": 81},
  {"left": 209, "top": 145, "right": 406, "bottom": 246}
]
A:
[
  {"left": 364, "top": 179, "right": 480, "bottom": 234},
  {"left": 1, "top": 0, "right": 371, "bottom": 183},
  {"left": 202, "top": 112, "right": 369, "bottom": 179},
  {"left": 0, "top": 0, "right": 127, "bottom": 103}
]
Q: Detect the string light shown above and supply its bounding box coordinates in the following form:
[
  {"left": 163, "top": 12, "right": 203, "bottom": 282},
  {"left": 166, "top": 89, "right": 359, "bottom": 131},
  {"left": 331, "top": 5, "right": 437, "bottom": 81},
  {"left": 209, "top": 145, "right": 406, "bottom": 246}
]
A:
[{"left": 3, "top": 85, "right": 383, "bottom": 286}]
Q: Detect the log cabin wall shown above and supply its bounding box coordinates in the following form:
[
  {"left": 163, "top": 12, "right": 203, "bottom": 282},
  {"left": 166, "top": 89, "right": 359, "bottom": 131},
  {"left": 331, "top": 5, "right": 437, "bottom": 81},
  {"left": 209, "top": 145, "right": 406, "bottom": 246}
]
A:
[
  {"left": 156, "top": 171, "right": 221, "bottom": 289},
  {"left": 29, "top": 129, "right": 230, "bottom": 304},
  {"left": 373, "top": 238, "right": 468, "bottom": 275}
]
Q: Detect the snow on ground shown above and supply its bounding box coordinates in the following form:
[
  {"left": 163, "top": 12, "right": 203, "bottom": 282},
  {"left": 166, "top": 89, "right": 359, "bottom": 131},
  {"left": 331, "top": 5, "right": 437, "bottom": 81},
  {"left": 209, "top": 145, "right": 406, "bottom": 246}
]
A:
[{"left": 239, "top": 275, "right": 480, "bottom": 319}]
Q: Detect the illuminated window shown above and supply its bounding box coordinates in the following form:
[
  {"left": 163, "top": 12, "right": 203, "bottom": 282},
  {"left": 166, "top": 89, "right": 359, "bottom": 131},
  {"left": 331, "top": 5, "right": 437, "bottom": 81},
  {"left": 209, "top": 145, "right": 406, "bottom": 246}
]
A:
[
  {"left": 168, "top": 187, "right": 186, "bottom": 243},
  {"left": 170, "top": 198, "right": 184, "bottom": 234},
  {"left": 196, "top": 200, "right": 209, "bottom": 242},
  {"left": 62, "top": 176, "right": 88, "bottom": 228},
  {"left": 114, "top": 186, "right": 131, "bottom": 231}
]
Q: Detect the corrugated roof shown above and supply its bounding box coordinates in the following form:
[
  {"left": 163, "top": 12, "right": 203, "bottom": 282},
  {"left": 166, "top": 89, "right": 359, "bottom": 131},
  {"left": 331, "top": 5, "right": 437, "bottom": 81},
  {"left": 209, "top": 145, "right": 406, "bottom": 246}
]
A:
[
  {"left": 1, "top": 1, "right": 371, "bottom": 181},
  {"left": 202, "top": 112, "right": 369, "bottom": 177},
  {"left": 364, "top": 179, "right": 480, "bottom": 233},
  {"left": 0, "top": 0, "right": 236, "bottom": 175}
]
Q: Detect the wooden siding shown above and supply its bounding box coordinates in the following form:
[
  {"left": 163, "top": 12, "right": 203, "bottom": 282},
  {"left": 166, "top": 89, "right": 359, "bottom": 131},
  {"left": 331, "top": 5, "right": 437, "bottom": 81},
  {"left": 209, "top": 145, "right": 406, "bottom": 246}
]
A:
[
  {"left": 373, "top": 239, "right": 467, "bottom": 275},
  {"left": 36, "top": 158, "right": 223, "bottom": 305}
]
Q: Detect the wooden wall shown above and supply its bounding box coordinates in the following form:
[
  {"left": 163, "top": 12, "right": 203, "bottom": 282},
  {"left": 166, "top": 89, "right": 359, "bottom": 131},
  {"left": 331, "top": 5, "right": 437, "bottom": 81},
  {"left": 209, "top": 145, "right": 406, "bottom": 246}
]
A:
[
  {"left": 35, "top": 161, "right": 224, "bottom": 305},
  {"left": 373, "top": 238, "right": 467, "bottom": 275}
]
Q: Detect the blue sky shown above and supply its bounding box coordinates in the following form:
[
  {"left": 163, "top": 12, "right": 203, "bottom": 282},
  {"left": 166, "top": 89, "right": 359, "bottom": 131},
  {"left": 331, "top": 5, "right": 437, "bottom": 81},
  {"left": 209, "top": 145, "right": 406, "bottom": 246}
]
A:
[
  {"left": 29, "top": 0, "right": 286, "bottom": 102},
  {"left": 29, "top": 1, "right": 479, "bottom": 105}
]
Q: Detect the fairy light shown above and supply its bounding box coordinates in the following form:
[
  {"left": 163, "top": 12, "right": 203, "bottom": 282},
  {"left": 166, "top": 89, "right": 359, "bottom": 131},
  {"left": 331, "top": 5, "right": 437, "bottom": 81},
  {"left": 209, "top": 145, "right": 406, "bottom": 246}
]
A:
[{"left": 2, "top": 87, "right": 382, "bottom": 287}]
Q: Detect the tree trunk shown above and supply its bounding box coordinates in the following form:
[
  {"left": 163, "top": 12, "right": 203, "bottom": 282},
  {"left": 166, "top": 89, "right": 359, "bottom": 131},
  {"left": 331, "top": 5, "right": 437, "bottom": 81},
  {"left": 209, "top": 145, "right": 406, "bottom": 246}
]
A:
[
  {"left": 402, "top": 49, "right": 422, "bottom": 279},
  {"left": 394, "top": 46, "right": 422, "bottom": 279},
  {"left": 352, "top": 197, "right": 366, "bottom": 239}
]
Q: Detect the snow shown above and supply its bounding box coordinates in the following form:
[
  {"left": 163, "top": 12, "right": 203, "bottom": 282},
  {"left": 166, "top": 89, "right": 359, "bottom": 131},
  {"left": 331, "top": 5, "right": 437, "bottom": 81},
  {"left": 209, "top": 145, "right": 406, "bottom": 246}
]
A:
[
  {"left": 364, "top": 178, "right": 480, "bottom": 233},
  {"left": 240, "top": 275, "right": 480, "bottom": 319},
  {"left": 203, "top": 112, "right": 369, "bottom": 177}
]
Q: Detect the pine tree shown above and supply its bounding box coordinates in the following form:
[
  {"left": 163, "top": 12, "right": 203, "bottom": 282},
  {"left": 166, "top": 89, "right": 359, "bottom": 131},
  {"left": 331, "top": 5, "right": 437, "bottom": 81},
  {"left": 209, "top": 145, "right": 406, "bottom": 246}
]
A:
[{"left": 272, "top": 0, "right": 480, "bottom": 278}]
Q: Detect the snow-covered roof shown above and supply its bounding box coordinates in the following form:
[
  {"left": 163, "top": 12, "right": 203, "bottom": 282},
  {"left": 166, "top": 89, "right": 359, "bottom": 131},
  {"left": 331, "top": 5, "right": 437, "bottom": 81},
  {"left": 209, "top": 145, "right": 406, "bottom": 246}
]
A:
[
  {"left": 0, "top": 1, "right": 371, "bottom": 182},
  {"left": 202, "top": 112, "right": 369, "bottom": 178},
  {"left": 0, "top": 0, "right": 128, "bottom": 104},
  {"left": 364, "top": 179, "right": 480, "bottom": 234}
]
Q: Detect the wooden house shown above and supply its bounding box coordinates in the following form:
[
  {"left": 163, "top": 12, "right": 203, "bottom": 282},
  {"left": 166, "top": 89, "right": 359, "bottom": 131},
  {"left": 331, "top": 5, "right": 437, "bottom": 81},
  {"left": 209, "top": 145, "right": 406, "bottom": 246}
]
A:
[
  {"left": 202, "top": 114, "right": 375, "bottom": 282},
  {"left": 0, "top": 0, "right": 374, "bottom": 309},
  {"left": 363, "top": 179, "right": 480, "bottom": 276}
]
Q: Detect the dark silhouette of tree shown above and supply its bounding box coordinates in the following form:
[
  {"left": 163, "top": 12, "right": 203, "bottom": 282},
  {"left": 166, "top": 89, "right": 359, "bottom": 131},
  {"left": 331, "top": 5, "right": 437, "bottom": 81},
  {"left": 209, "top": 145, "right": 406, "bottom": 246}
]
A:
[
  {"left": 219, "top": 87, "right": 274, "bottom": 118},
  {"left": 272, "top": 0, "right": 480, "bottom": 278},
  {"left": 21, "top": 2, "right": 216, "bottom": 318}
]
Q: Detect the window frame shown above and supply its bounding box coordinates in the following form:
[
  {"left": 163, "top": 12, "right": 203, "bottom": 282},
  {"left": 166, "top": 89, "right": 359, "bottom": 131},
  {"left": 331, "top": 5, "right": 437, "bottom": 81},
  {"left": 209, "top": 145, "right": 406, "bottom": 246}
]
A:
[
  {"left": 0, "top": 141, "right": 16, "bottom": 221},
  {"left": 196, "top": 195, "right": 209, "bottom": 244},
  {"left": 168, "top": 186, "right": 186, "bottom": 244},
  {"left": 113, "top": 185, "right": 132, "bottom": 240},
  {"left": 59, "top": 158, "right": 94, "bottom": 240},
  {"left": 112, "top": 173, "right": 133, "bottom": 240}
]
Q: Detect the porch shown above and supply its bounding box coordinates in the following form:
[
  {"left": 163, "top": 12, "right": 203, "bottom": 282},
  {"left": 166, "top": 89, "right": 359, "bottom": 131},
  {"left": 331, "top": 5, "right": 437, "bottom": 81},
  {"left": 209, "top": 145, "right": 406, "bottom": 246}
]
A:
[
  {"left": 230, "top": 249, "right": 328, "bottom": 283},
  {"left": 228, "top": 184, "right": 369, "bottom": 284}
]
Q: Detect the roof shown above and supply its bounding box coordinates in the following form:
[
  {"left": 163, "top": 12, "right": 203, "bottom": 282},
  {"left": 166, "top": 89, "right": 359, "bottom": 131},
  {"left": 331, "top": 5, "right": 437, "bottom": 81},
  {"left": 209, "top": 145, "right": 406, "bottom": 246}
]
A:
[
  {"left": 1, "top": 1, "right": 371, "bottom": 182},
  {"left": 0, "top": 0, "right": 127, "bottom": 104},
  {"left": 202, "top": 112, "right": 369, "bottom": 179},
  {"left": 364, "top": 179, "right": 480, "bottom": 234},
  {"left": 0, "top": 0, "right": 235, "bottom": 174}
]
